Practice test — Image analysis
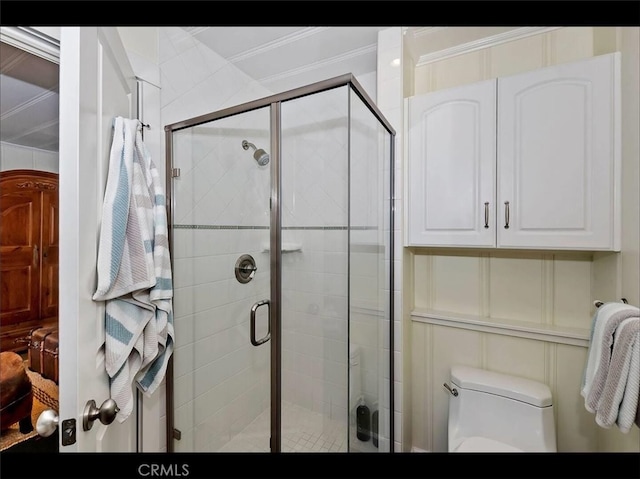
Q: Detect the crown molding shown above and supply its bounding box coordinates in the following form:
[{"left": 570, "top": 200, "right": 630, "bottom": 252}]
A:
[
  {"left": 411, "top": 27, "right": 449, "bottom": 38},
  {"left": 182, "top": 27, "right": 208, "bottom": 36},
  {"left": 0, "top": 27, "right": 60, "bottom": 64},
  {"left": 229, "top": 27, "right": 331, "bottom": 64},
  {"left": 415, "top": 27, "right": 562, "bottom": 67},
  {"left": 259, "top": 43, "right": 376, "bottom": 84}
]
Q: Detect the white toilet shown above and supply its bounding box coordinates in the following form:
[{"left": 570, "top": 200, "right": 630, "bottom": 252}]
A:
[{"left": 446, "top": 365, "right": 557, "bottom": 452}]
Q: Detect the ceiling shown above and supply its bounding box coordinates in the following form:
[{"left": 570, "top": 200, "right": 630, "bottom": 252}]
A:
[
  {"left": 0, "top": 26, "right": 394, "bottom": 153},
  {"left": 0, "top": 26, "right": 397, "bottom": 153},
  {"left": 0, "top": 40, "right": 60, "bottom": 152},
  {"left": 0, "top": 26, "right": 534, "bottom": 154},
  {"left": 183, "top": 26, "right": 390, "bottom": 93}
]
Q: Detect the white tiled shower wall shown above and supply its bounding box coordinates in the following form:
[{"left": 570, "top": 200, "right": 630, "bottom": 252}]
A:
[
  {"left": 157, "top": 26, "right": 274, "bottom": 452},
  {"left": 281, "top": 89, "right": 350, "bottom": 426},
  {"left": 159, "top": 27, "right": 391, "bottom": 451},
  {"left": 170, "top": 108, "right": 272, "bottom": 451}
]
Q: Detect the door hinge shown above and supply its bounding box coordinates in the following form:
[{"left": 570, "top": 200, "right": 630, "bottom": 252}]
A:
[
  {"left": 173, "top": 428, "right": 182, "bottom": 440},
  {"left": 61, "top": 418, "right": 76, "bottom": 446},
  {"left": 172, "top": 168, "right": 181, "bottom": 178}
]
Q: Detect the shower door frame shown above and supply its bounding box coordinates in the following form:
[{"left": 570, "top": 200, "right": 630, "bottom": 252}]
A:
[{"left": 164, "top": 73, "right": 396, "bottom": 453}]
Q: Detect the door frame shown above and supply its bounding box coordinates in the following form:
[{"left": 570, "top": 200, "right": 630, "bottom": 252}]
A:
[{"left": 0, "top": 25, "right": 149, "bottom": 453}]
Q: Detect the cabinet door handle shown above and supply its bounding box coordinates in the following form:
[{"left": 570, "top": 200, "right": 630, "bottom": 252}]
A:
[
  {"left": 33, "top": 244, "right": 39, "bottom": 266},
  {"left": 484, "top": 202, "right": 489, "bottom": 229},
  {"left": 504, "top": 201, "right": 510, "bottom": 229}
]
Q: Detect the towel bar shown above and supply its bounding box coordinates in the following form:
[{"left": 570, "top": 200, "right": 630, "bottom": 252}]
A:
[{"left": 594, "top": 298, "right": 628, "bottom": 308}]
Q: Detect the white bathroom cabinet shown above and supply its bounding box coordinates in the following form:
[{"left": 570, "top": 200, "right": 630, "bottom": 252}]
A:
[
  {"left": 407, "top": 52, "right": 621, "bottom": 251},
  {"left": 407, "top": 78, "right": 497, "bottom": 247}
]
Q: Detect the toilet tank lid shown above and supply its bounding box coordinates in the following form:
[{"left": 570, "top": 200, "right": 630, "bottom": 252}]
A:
[{"left": 451, "top": 366, "right": 552, "bottom": 407}]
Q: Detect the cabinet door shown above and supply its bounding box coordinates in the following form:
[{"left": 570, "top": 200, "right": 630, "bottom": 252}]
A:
[
  {"left": 0, "top": 187, "right": 42, "bottom": 328},
  {"left": 407, "top": 79, "right": 496, "bottom": 247},
  {"left": 41, "top": 188, "right": 59, "bottom": 319},
  {"left": 497, "top": 53, "right": 620, "bottom": 250}
]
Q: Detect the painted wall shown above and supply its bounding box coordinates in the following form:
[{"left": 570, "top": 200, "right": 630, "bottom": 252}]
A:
[
  {"left": 596, "top": 26, "right": 640, "bottom": 453},
  {"left": 402, "top": 27, "right": 640, "bottom": 453},
  {"left": 169, "top": 103, "right": 274, "bottom": 452},
  {"left": 0, "top": 142, "right": 58, "bottom": 172}
]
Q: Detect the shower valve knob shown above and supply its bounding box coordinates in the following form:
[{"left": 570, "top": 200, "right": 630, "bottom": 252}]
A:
[{"left": 235, "top": 254, "right": 257, "bottom": 284}]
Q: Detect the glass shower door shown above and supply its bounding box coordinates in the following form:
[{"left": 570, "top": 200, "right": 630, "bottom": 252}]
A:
[
  {"left": 167, "top": 74, "right": 395, "bottom": 454},
  {"left": 348, "top": 87, "right": 392, "bottom": 453},
  {"left": 277, "top": 83, "right": 393, "bottom": 453},
  {"left": 169, "top": 106, "right": 273, "bottom": 452},
  {"left": 279, "top": 86, "right": 351, "bottom": 452}
]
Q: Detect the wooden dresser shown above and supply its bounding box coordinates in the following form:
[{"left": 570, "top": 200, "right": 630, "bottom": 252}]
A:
[{"left": 1, "top": 170, "right": 59, "bottom": 353}]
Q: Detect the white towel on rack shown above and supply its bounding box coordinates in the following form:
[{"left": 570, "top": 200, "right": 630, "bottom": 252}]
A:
[
  {"left": 581, "top": 302, "right": 639, "bottom": 402},
  {"left": 584, "top": 306, "right": 640, "bottom": 413},
  {"left": 93, "top": 116, "right": 174, "bottom": 422},
  {"left": 616, "top": 321, "right": 640, "bottom": 432},
  {"left": 594, "top": 316, "right": 640, "bottom": 432}
]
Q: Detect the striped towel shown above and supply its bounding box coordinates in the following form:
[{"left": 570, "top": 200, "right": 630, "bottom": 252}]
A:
[{"left": 93, "top": 117, "right": 174, "bottom": 422}]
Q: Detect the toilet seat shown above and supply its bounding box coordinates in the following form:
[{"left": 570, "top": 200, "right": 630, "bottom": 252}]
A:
[{"left": 453, "top": 436, "right": 523, "bottom": 453}]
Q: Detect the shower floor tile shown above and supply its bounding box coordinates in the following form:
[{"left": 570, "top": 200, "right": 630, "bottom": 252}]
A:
[{"left": 217, "top": 401, "right": 348, "bottom": 453}]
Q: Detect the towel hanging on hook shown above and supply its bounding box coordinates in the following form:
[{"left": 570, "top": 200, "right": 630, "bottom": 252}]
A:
[{"left": 93, "top": 116, "right": 173, "bottom": 422}]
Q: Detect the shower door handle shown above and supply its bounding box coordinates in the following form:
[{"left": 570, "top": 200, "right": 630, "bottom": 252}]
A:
[{"left": 250, "top": 299, "right": 271, "bottom": 346}]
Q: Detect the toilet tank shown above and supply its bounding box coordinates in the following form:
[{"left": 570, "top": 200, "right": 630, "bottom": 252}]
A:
[{"left": 447, "top": 366, "right": 557, "bottom": 452}]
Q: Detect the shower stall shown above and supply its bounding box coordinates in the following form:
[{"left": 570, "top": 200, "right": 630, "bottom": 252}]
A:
[{"left": 164, "top": 74, "right": 395, "bottom": 453}]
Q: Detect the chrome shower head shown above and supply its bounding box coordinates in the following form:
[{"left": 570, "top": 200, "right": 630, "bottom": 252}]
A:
[
  {"left": 242, "top": 139, "right": 270, "bottom": 166},
  {"left": 253, "top": 148, "right": 270, "bottom": 166}
]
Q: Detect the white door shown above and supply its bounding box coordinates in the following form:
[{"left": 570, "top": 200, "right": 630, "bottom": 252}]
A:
[
  {"left": 57, "top": 27, "right": 138, "bottom": 451},
  {"left": 407, "top": 79, "right": 497, "bottom": 247},
  {"left": 497, "top": 53, "right": 621, "bottom": 251}
]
